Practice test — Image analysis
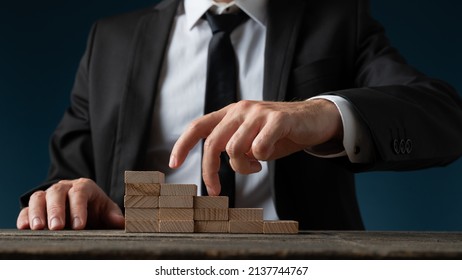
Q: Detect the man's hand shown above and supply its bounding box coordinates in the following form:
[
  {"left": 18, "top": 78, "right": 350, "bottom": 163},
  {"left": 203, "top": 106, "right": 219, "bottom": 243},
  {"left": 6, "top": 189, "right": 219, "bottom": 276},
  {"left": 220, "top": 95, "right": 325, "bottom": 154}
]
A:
[
  {"left": 17, "top": 178, "right": 125, "bottom": 230},
  {"left": 169, "top": 99, "right": 343, "bottom": 196}
]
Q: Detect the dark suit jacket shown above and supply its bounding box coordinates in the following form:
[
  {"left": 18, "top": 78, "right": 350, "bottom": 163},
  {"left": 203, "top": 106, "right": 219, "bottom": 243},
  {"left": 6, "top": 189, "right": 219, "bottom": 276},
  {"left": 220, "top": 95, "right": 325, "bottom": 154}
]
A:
[{"left": 21, "top": 0, "right": 462, "bottom": 230}]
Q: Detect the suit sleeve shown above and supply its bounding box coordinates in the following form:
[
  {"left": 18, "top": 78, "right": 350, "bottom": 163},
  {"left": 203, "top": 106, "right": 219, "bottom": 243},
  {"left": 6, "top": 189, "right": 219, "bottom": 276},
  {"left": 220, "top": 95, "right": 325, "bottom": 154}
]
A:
[
  {"left": 332, "top": 0, "right": 462, "bottom": 171},
  {"left": 19, "top": 24, "right": 98, "bottom": 207}
]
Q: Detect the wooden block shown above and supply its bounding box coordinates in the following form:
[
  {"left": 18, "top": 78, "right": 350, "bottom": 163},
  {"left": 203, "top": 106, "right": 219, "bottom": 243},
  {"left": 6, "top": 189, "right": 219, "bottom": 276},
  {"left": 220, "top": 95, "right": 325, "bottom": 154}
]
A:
[
  {"left": 125, "top": 208, "right": 159, "bottom": 221},
  {"left": 195, "top": 221, "right": 229, "bottom": 233},
  {"left": 194, "top": 196, "right": 229, "bottom": 209},
  {"left": 125, "top": 220, "right": 159, "bottom": 233},
  {"left": 160, "top": 184, "right": 197, "bottom": 196},
  {"left": 228, "top": 208, "right": 263, "bottom": 221},
  {"left": 194, "top": 208, "right": 228, "bottom": 221},
  {"left": 263, "top": 221, "right": 299, "bottom": 234},
  {"left": 159, "top": 220, "right": 194, "bottom": 233},
  {"left": 229, "top": 220, "right": 264, "bottom": 234},
  {"left": 124, "top": 195, "right": 159, "bottom": 208},
  {"left": 159, "top": 208, "right": 194, "bottom": 220},
  {"left": 159, "top": 196, "right": 194, "bottom": 208},
  {"left": 125, "top": 183, "right": 161, "bottom": 196},
  {"left": 124, "top": 171, "right": 165, "bottom": 184}
]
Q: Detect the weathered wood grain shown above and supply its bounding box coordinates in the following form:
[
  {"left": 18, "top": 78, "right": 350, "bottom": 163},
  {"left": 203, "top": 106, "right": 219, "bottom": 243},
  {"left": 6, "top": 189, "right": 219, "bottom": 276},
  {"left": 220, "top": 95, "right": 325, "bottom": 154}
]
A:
[
  {"left": 160, "top": 184, "right": 197, "bottom": 196},
  {"left": 124, "top": 195, "right": 159, "bottom": 208},
  {"left": 159, "top": 196, "right": 194, "bottom": 208},
  {"left": 228, "top": 221, "right": 264, "bottom": 234},
  {"left": 2, "top": 230, "right": 462, "bottom": 259},
  {"left": 125, "top": 220, "right": 159, "bottom": 233},
  {"left": 125, "top": 183, "right": 161, "bottom": 196},
  {"left": 159, "top": 208, "right": 194, "bottom": 220},
  {"left": 194, "top": 196, "right": 229, "bottom": 209},
  {"left": 228, "top": 208, "right": 263, "bottom": 221},
  {"left": 124, "top": 171, "right": 165, "bottom": 184},
  {"left": 159, "top": 220, "right": 194, "bottom": 233},
  {"left": 194, "top": 221, "right": 229, "bottom": 233},
  {"left": 194, "top": 208, "right": 228, "bottom": 221},
  {"left": 125, "top": 208, "right": 159, "bottom": 221},
  {"left": 263, "top": 221, "right": 299, "bottom": 234}
]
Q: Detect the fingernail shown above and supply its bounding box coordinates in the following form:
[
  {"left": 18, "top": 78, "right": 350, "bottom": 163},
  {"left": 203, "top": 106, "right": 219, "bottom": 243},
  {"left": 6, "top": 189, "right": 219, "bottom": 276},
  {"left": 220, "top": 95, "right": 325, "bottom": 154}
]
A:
[
  {"left": 169, "top": 155, "right": 177, "bottom": 168},
  {"left": 50, "top": 217, "right": 61, "bottom": 230},
  {"left": 32, "top": 217, "right": 42, "bottom": 229},
  {"left": 72, "top": 217, "right": 82, "bottom": 229}
]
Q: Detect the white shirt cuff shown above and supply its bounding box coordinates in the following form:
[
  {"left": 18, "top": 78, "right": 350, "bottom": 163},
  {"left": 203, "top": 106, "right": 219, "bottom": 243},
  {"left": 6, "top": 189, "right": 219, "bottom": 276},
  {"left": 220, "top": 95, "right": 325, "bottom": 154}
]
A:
[{"left": 305, "top": 95, "right": 373, "bottom": 163}]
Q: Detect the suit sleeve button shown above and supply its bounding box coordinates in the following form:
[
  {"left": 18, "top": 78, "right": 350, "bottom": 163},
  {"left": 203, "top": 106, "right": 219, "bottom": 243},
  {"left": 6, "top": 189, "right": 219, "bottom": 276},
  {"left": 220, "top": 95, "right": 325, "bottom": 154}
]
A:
[
  {"left": 393, "top": 139, "right": 400, "bottom": 154},
  {"left": 399, "top": 139, "right": 406, "bottom": 154},
  {"left": 405, "top": 139, "right": 413, "bottom": 154}
]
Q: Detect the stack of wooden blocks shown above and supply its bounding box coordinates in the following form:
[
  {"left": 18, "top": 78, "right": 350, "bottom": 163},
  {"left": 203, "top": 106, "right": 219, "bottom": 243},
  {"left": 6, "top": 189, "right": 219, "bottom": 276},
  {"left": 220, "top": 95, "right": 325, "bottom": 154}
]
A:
[{"left": 124, "top": 171, "right": 298, "bottom": 234}]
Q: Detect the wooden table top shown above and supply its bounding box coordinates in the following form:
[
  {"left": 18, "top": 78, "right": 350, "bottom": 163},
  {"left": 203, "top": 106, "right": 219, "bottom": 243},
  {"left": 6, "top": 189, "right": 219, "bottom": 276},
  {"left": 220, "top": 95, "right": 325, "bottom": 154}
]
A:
[{"left": 1, "top": 229, "right": 461, "bottom": 259}]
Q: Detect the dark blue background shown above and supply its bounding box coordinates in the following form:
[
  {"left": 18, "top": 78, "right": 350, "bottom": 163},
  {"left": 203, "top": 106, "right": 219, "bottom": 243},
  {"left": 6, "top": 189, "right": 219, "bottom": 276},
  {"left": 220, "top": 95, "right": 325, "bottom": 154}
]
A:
[{"left": 1, "top": 0, "right": 461, "bottom": 230}]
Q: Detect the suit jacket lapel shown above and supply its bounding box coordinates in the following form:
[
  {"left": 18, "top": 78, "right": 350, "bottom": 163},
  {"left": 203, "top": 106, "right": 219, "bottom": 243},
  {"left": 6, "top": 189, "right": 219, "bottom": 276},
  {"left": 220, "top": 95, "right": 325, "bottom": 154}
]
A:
[
  {"left": 112, "top": 0, "right": 180, "bottom": 200},
  {"left": 263, "top": 0, "right": 306, "bottom": 101}
]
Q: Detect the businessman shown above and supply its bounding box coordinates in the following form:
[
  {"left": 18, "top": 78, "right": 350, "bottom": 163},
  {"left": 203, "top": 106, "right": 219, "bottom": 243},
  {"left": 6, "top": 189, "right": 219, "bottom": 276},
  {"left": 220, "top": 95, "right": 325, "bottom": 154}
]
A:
[{"left": 17, "top": 0, "right": 462, "bottom": 231}]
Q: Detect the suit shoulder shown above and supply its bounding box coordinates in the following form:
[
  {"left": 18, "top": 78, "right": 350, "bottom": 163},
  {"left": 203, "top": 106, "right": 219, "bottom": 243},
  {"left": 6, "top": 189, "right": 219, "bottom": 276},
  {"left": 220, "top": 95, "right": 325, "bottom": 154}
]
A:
[
  {"left": 95, "top": 0, "right": 178, "bottom": 29},
  {"left": 94, "top": 6, "right": 156, "bottom": 33},
  {"left": 91, "top": 0, "right": 178, "bottom": 39}
]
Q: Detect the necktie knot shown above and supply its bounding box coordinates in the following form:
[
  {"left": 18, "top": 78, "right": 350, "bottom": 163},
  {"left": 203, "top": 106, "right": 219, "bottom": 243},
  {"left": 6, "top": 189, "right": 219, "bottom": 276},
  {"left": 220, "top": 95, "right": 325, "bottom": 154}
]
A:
[{"left": 204, "top": 10, "right": 249, "bottom": 34}]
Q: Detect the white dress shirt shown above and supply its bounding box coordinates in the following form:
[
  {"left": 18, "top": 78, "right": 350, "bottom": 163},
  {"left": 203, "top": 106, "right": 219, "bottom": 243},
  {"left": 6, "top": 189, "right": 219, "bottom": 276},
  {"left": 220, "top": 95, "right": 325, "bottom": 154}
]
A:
[{"left": 145, "top": 0, "right": 371, "bottom": 220}]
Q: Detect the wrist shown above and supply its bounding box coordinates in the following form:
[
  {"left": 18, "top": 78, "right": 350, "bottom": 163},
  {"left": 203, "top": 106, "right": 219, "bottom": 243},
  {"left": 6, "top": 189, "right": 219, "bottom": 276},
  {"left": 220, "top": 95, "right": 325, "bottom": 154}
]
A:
[
  {"left": 303, "top": 98, "right": 344, "bottom": 154},
  {"left": 312, "top": 98, "right": 344, "bottom": 144}
]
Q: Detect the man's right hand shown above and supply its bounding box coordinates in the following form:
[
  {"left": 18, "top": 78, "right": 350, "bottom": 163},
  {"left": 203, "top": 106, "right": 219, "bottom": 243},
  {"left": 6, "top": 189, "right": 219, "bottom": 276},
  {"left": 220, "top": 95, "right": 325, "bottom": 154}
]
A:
[{"left": 16, "top": 178, "right": 125, "bottom": 230}]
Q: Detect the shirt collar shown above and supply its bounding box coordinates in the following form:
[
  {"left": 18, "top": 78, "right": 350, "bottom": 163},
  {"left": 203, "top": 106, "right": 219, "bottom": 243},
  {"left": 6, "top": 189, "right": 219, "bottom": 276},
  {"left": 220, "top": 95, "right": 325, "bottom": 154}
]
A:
[{"left": 184, "top": 0, "right": 267, "bottom": 30}]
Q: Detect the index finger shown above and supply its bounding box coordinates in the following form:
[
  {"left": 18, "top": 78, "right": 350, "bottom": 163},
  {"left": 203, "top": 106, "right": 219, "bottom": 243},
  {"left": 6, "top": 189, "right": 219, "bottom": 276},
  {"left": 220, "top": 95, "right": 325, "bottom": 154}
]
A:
[{"left": 169, "top": 109, "right": 227, "bottom": 169}]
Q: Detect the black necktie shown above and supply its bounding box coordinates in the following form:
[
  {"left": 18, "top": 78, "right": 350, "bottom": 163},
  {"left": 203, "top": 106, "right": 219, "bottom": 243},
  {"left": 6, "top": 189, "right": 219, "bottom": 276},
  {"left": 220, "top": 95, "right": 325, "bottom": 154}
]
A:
[{"left": 202, "top": 10, "right": 249, "bottom": 207}]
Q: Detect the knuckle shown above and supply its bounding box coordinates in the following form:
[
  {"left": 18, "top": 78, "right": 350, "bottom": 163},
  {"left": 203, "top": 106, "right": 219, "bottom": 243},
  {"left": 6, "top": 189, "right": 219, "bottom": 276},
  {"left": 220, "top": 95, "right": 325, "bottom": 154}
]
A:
[
  {"left": 69, "top": 178, "right": 96, "bottom": 195},
  {"left": 202, "top": 169, "right": 217, "bottom": 181},
  {"left": 30, "top": 191, "right": 46, "bottom": 201},
  {"left": 236, "top": 100, "right": 254, "bottom": 109},
  {"left": 201, "top": 169, "right": 210, "bottom": 177},
  {"left": 75, "top": 178, "right": 93, "bottom": 185},
  {"left": 203, "top": 137, "right": 215, "bottom": 151},
  {"left": 68, "top": 184, "right": 86, "bottom": 196},
  {"left": 188, "top": 118, "right": 203, "bottom": 131},
  {"left": 203, "top": 138, "right": 222, "bottom": 154},
  {"left": 47, "top": 204, "right": 66, "bottom": 216},
  {"left": 252, "top": 145, "right": 267, "bottom": 158},
  {"left": 47, "top": 183, "right": 66, "bottom": 193},
  {"left": 201, "top": 171, "right": 212, "bottom": 184},
  {"left": 233, "top": 100, "right": 256, "bottom": 114},
  {"left": 252, "top": 140, "right": 271, "bottom": 160},
  {"left": 225, "top": 140, "right": 240, "bottom": 157},
  {"left": 225, "top": 145, "right": 237, "bottom": 157}
]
